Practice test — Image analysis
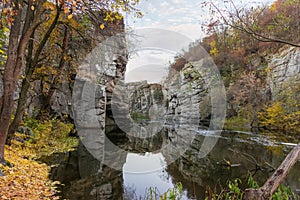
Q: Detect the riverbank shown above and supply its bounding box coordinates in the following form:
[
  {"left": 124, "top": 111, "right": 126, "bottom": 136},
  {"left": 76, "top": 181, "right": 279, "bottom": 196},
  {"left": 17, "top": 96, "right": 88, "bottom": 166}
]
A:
[
  {"left": 0, "top": 118, "right": 78, "bottom": 199},
  {"left": 0, "top": 145, "right": 59, "bottom": 199}
]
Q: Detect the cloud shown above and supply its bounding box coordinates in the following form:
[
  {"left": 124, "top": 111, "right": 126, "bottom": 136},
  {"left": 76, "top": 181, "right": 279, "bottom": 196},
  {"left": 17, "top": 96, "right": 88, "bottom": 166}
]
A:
[
  {"left": 123, "top": 0, "right": 273, "bottom": 83},
  {"left": 125, "top": 64, "right": 169, "bottom": 83},
  {"left": 160, "top": 2, "right": 169, "bottom": 7},
  {"left": 169, "top": 23, "right": 205, "bottom": 42},
  {"left": 172, "top": 0, "right": 185, "bottom": 4},
  {"left": 127, "top": 0, "right": 207, "bottom": 41},
  {"left": 125, "top": 48, "right": 175, "bottom": 83},
  {"left": 126, "top": 49, "right": 175, "bottom": 72}
]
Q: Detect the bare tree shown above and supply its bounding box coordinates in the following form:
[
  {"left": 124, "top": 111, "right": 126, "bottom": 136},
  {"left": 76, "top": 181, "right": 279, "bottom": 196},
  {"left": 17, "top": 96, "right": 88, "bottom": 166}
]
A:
[{"left": 202, "top": 0, "right": 300, "bottom": 47}]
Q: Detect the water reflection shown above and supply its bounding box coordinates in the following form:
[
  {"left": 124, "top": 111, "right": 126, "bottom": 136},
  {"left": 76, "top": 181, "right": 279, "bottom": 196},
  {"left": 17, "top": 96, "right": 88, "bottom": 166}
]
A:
[
  {"left": 123, "top": 153, "right": 189, "bottom": 199},
  {"left": 48, "top": 129, "right": 300, "bottom": 200},
  {"left": 123, "top": 153, "right": 166, "bottom": 173}
]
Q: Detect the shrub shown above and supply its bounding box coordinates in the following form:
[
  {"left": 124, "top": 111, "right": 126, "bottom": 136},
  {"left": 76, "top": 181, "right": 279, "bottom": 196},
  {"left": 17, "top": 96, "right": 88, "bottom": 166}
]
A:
[
  {"left": 12, "top": 118, "right": 78, "bottom": 159},
  {"left": 258, "top": 101, "right": 300, "bottom": 134}
]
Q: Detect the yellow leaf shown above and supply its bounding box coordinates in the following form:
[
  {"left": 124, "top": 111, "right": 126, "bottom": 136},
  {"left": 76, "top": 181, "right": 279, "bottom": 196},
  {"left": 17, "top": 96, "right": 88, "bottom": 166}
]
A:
[
  {"left": 3, "top": 8, "right": 7, "bottom": 15},
  {"left": 100, "top": 24, "right": 105, "bottom": 30},
  {"left": 68, "top": 14, "right": 73, "bottom": 19},
  {"left": 4, "top": 27, "right": 9, "bottom": 32},
  {"left": 64, "top": 7, "right": 69, "bottom": 14}
]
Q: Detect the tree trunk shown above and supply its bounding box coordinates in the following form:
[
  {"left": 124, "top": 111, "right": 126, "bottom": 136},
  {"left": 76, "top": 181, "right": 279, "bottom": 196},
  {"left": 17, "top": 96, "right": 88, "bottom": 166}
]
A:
[
  {"left": 0, "top": 4, "right": 23, "bottom": 161},
  {"left": 38, "top": 25, "right": 68, "bottom": 118},
  {"left": 0, "top": 0, "right": 41, "bottom": 161},
  {"left": 0, "top": 134, "right": 7, "bottom": 163},
  {"left": 244, "top": 143, "right": 300, "bottom": 200},
  {"left": 7, "top": 75, "right": 31, "bottom": 142},
  {"left": 8, "top": 6, "right": 61, "bottom": 139}
]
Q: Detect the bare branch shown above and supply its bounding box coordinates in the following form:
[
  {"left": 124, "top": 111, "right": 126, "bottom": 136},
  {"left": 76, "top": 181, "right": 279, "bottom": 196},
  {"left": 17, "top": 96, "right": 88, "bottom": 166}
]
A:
[{"left": 205, "top": 0, "right": 300, "bottom": 47}]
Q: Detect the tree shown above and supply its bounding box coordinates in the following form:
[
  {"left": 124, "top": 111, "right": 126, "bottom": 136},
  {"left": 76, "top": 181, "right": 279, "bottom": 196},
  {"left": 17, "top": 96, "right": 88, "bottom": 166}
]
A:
[
  {"left": 244, "top": 143, "right": 300, "bottom": 199},
  {"left": 227, "top": 71, "right": 267, "bottom": 127},
  {"left": 0, "top": 0, "right": 141, "bottom": 162},
  {"left": 7, "top": 2, "right": 62, "bottom": 141},
  {"left": 202, "top": 0, "right": 300, "bottom": 48},
  {"left": 0, "top": 0, "right": 47, "bottom": 163},
  {"left": 201, "top": 0, "right": 300, "bottom": 198}
]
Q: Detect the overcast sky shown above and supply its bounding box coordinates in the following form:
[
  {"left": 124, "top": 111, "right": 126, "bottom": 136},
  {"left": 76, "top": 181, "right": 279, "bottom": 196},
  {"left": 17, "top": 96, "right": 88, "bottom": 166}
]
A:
[
  {"left": 125, "top": 0, "right": 209, "bottom": 41},
  {"left": 123, "top": 0, "right": 273, "bottom": 83}
]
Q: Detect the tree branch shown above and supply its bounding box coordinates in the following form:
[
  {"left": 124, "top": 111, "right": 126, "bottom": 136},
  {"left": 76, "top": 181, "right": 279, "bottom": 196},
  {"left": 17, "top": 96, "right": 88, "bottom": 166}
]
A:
[
  {"left": 244, "top": 143, "right": 300, "bottom": 199},
  {"left": 205, "top": 0, "right": 300, "bottom": 48}
]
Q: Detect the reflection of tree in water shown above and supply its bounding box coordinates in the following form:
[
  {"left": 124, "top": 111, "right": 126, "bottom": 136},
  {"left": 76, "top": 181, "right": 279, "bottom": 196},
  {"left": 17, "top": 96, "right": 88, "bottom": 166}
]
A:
[
  {"left": 48, "top": 128, "right": 300, "bottom": 200},
  {"left": 164, "top": 131, "right": 300, "bottom": 199}
]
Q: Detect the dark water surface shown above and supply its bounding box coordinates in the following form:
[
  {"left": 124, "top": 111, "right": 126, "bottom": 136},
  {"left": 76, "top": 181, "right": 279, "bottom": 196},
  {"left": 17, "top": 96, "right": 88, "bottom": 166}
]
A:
[{"left": 48, "top": 129, "right": 300, "bottom": 200}]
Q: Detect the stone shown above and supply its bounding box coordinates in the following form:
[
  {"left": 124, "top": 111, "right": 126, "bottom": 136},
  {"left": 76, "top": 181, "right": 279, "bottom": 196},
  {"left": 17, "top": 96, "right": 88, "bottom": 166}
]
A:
[
  {"left": 90, "top": 183, "right": 112, "bottom": 197},
  {"left": 268, "top": 47, "right": 300, "bottom": 100}
]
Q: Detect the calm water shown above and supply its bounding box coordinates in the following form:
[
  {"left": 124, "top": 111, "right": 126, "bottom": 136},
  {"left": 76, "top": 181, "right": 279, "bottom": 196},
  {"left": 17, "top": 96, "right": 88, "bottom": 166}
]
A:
[{"left": 48, "top": 128, "right": 300, "bottom": 200}]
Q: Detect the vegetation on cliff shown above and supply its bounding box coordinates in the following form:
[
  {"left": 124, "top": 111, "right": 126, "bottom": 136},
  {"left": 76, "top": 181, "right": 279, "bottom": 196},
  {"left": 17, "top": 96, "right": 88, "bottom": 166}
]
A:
[
  {"left": 170, "top": 0, "right": 300, "bottom": 134},
  {"left": 166, "top": 1, "right": 300, "bottom": 197}
]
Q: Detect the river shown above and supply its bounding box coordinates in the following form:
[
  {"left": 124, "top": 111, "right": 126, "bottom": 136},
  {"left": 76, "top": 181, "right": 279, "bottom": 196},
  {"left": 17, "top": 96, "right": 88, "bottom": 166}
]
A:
[{"left": 46, "top": 127, "right": 300, "bottom": 200}]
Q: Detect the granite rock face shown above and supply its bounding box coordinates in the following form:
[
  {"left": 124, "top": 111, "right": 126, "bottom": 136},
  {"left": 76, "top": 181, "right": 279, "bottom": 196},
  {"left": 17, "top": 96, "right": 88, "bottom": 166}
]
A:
[
  {"left": 268, "top": 47, "right": 300, "bottom": 100},
  {"left": 164, "top": 60, "right": 212, "bottom": 127},
  {"left": 72, "top": 33, "right": 128, "bottom": 170},
  {"left": 127, "top": 81, "right": 165, "bottom": 116},
  {"left": 126, "top": 59, "right": 224, "bottom": 129},
  {"left": 50, "top": 82, "right": 73, "bottom": 118}
]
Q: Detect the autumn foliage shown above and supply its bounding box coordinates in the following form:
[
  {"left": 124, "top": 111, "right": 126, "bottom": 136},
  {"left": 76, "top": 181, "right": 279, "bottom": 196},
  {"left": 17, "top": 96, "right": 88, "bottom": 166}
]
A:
[
  {"left": 169, "top": 0, "right": 300, "bottom": 133},
  {"left": 0, "top": 145, "right": 59, "bottom": 200},
  {"left": 0, "top": 118, "right": 78, "bottom": 199}
]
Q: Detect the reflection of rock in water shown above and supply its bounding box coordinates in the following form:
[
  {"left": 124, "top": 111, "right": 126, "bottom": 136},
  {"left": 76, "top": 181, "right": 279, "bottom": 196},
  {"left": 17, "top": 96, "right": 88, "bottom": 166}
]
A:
[
  {"left": 48, "top": 125, "right": 189, "bottom": 199},
  {"left": 49, "top": 142, "right": 123, "bottom": 200},
  {"left": 48, "top": 129, "right": 300, "bottom": 200},
  {"left": 166, "top": 131, "right": 300, "bottom": 199}
]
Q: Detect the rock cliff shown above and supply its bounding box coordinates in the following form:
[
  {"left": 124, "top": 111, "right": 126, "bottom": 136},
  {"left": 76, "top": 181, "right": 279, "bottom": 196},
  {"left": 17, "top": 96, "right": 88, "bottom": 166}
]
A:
[
  {"left": 127, "top": 81, "right": 165, "bottom": 118},
  {"left": 268, "top": 46, "right": 300, "bottom": 100},
  {"left": 126, "top": 58, "right": 223, "bottom": 129}
]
